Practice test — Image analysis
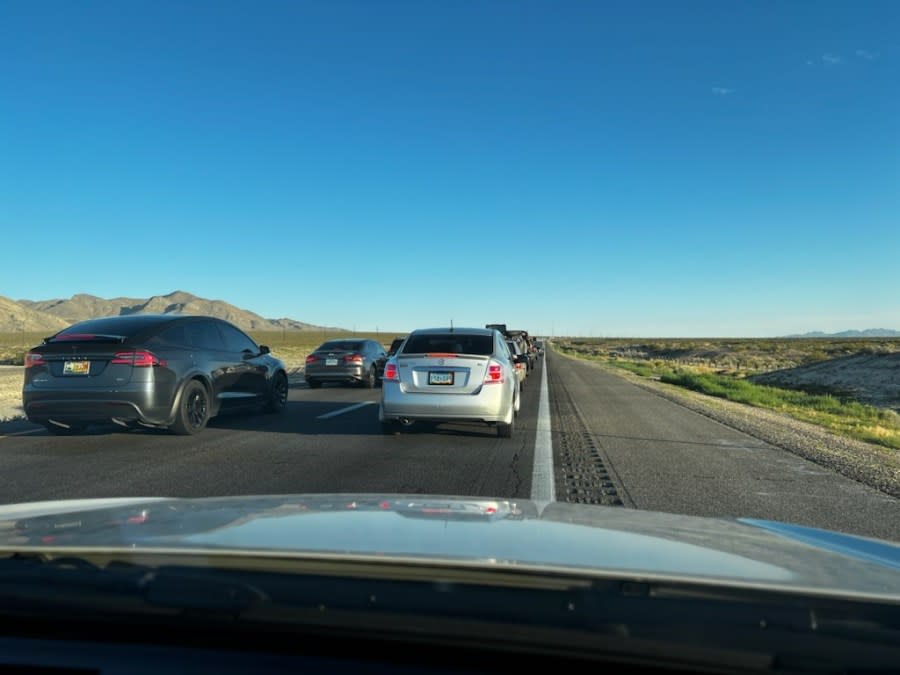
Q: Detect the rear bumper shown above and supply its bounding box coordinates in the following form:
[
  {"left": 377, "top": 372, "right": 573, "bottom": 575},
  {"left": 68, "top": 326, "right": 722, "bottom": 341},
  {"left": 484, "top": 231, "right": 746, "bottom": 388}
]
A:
[
  {"left": 22, "top": 384, "right": 177, "bottom": 426},
  {"left": 305, "top": 365, "right": 364, "bottom": 382},
  {"left": 380, "top": 383, "right": 511, "bottom": 423}
]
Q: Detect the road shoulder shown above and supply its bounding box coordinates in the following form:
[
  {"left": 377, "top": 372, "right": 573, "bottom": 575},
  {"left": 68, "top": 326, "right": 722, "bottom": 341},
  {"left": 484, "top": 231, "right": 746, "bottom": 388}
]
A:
[{"left": 552, "top": 349, "right": 900, "bottom": 498}]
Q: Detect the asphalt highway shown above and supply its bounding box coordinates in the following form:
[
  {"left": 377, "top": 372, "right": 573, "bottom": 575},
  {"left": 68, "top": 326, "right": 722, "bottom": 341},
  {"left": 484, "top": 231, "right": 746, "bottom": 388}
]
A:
[{"left": 1, "top": 349, "right": 898, "bottom": 541}]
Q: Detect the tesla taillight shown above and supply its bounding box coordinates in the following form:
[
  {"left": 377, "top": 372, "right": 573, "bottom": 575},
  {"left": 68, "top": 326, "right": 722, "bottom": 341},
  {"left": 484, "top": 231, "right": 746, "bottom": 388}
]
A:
[
  {"left": 484, "top": 362, "right": 504, "bottom": 384},
  {"left": 24, "top": 351, "right": 46, "bottom": 368},
  {"left": 383, "top": 362, "right": 399, "bottom": 381},
  {"left": 111, "top": 350, "right": 166, "bottom": 367}
]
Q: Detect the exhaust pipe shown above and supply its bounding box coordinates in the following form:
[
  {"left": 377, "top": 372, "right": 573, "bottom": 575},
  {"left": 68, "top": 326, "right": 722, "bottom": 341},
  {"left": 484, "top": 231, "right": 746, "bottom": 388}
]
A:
[{"left": 399, "top": 418, "right": 414, "bottom": 426}]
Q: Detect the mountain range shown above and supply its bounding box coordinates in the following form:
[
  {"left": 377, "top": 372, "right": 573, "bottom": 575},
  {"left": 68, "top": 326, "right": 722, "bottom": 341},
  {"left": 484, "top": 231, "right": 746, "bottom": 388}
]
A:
[
  {"left": 782, "top": 329, "right": 900, "bottom": 338},
  {"left": 0, "top": 291, "right": 340, "bottom": 334}
]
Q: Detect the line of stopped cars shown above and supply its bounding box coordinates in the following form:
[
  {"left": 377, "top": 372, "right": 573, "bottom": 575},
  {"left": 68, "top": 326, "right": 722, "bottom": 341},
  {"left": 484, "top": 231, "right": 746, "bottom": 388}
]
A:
[
  {"left": 378, "top": 324, "right": 543, "bottom": 438},
  {"left": 22, "top": 315, "right": 543, "bottom": 439}
]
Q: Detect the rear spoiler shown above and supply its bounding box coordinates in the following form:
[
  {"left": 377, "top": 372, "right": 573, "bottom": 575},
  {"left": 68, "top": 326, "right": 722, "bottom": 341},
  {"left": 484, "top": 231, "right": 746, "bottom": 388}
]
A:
[{"left": 44, "top": 333, "right": 129, "bottom": 344}]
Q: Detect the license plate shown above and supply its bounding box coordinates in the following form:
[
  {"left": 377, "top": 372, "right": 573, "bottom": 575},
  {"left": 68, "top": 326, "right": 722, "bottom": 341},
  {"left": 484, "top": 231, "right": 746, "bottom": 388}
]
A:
[
  {"left": 63, "top": 360, "right": 90, "bottom": 375},
  {"left": 428, "top": 371, "right": 454, "bottom": 385},
  {"left": 325, "top": 358, "right": 338, "bottom": 366}
]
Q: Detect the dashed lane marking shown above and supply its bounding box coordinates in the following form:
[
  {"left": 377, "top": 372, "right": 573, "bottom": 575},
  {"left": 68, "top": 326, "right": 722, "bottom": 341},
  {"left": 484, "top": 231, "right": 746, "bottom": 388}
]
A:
[{"left": 316, "top": 401, "right": 378, "bottom": 420}]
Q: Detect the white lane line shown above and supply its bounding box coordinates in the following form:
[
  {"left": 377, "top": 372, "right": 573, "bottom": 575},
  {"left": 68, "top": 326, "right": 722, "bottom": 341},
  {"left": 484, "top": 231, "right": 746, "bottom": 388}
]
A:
[
  {"left": 530, "top": 358, "right": 555, "bottom": 504},
  {"left": 0, "top": 427, "right": 43, "bottom": 439},
  {"left": 316, "top": 401, "right": 377, "bottom": 420}
]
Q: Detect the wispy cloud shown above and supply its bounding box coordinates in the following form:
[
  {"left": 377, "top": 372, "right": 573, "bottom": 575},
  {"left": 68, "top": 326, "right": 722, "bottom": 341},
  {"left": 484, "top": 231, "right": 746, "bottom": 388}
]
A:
[
  {"left": 711, "top": 87, "right": 735, "bottom": 96},
  {"left": 805, "top": 59, "right": 815, "bottom": 66},
  {"left": 821, "top": 53, "right": 843, "bottom": 65},
  {"left": 855, "top": 49, "right": 877, "bottom": 60}
]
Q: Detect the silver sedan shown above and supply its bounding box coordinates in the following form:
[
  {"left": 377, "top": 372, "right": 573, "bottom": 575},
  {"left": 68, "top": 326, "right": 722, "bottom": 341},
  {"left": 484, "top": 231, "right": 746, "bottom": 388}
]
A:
[{"left": 379, "top": 327, "right": 520, "bottom": 437}]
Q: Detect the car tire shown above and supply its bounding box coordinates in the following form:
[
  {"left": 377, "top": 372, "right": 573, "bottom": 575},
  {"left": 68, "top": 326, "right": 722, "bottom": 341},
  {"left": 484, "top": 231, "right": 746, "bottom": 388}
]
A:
[
  {"left": 307, "top": 379, "right": 322, "bottom": 389},
  {"left": 497, "top": 402, "right": 514, "bottom": 438},
  {"left": 362, "top": 366, "right": 376, "bottom": 389},
  {"left": 264, "top": 371, "right": 288, "bottom": 413},
  {"left": 169, "top": 380, "right": 210, "bottom": 435},
  {"left": 44, "top": 423, "right": 87, "bottom": 435}
]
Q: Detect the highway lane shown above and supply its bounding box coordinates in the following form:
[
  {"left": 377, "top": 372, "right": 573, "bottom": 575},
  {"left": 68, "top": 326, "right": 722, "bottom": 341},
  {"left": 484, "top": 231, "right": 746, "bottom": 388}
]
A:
[
  {"left": 0, "top": 369, "right": 539, "bottom": 504},
  {"left": 1, "top": 351, "right": 899, "bottom": 541},
  {"left": 546, "top": 348, "right": 900, "bottom": 541}
]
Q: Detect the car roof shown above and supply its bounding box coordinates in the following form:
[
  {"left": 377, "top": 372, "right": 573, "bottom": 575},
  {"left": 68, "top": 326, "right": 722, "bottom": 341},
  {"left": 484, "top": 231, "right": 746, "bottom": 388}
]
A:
[
  {"left": 53, "top": 314, "right": 208, "bottom": 340},
  {"left": 63, "top": 313, "right": 189, "bottom": 330},
  {"left": 408, "top": 327, "right": 495, "bottom": 336}
]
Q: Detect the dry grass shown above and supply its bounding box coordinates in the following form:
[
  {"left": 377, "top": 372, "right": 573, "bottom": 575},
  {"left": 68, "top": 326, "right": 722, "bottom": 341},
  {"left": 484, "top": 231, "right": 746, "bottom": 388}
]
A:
[
  {"left": 246, "top": 331, "right": 401, "bottom": 370},
  {"left": 0, "top": 332, "right": 47, "bottom": 366},
  {"left": 557, "top": 336, "right": 900, "bottom": 375},
  {"left": 0, "top": 367, "right": 24, "bottom": 421}
]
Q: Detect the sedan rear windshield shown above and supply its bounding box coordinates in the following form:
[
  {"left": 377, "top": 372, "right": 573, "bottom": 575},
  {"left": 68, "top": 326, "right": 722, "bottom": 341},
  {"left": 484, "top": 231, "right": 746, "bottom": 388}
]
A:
[
  {"left": 316, "top": 341, "right": 364, "bottom": 352},
  {"left": 402, "top": 334, "right": 494, "bottom": 356}
]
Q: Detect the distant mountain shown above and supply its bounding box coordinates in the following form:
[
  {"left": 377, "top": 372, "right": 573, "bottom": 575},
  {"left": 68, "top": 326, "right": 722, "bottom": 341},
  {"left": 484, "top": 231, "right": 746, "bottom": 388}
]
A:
[
  {"left": 9, "top": 291, "right": 340, "bottom": 333},
  {"left": 783, "top": 329, "right": 900, "bottom": 338},
  {"left": 20, "top": 294, "right": 147, "bottom": 325},
  {"left": 0, "top": 296, "right": 70, "bottom": 332}
]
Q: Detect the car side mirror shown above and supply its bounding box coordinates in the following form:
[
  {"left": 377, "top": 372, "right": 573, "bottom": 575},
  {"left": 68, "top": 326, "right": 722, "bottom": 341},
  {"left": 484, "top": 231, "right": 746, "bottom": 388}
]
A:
[{"left": 259, "top": 345, "right": 270, "bottom": 355}]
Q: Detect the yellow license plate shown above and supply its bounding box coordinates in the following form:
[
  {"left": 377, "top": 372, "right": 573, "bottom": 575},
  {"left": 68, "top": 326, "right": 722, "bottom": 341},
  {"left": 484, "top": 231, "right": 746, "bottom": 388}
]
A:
[{"left": 63, "top": 360, "right": 90, "bottom": 375}]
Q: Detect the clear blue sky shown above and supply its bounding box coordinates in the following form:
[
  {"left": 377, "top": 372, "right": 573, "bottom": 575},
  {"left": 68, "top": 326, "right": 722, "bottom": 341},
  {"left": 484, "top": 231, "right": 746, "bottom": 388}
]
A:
[{"left": 1, "top": 1, "right": 897, "bottom": 337}]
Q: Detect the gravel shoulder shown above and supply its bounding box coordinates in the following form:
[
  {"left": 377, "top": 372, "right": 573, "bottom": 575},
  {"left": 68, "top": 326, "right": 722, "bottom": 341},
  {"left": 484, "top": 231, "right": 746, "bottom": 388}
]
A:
[
  {"left": 0, "top": 367, "right": 23, "bottom": 422},
  {"left": 554, "top": 350, "right": 900, "bottom": 499}
]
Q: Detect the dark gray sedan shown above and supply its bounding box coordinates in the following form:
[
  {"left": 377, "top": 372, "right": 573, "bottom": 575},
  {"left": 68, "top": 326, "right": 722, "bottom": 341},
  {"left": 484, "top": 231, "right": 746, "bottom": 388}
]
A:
[
  {"left": 304, "top": 338, "right": 387, "bottom": 389},
  {"left": 22, "top": 314, "right": 289, "bottom": 435}
]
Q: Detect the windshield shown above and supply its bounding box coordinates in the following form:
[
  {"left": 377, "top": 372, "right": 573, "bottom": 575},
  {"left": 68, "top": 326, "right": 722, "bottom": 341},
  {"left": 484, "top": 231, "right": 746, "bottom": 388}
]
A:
[
  {"left": 0, "top": 1, "right": 899, "bottom": 657},
  {"left": 401, "top": 333, "right": 495, "bottom": 356},
  {"left": 316, "top": 340, "right": 364, "bottom": 352},
  {"left": 48, "top": 316, "right": 170, "bottom": 342}
]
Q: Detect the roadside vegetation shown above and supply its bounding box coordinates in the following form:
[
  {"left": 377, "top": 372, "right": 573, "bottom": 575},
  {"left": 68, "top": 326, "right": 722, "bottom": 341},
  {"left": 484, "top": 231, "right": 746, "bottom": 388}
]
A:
[
  {"left": 0, "top": 332, "right": 46, "bottom": 368},
  {"left": 247, "top": 331, "right": 399, "bottom": 370},
  {"left": 554, "top": 338, "right": 900, "bottom": 451}
]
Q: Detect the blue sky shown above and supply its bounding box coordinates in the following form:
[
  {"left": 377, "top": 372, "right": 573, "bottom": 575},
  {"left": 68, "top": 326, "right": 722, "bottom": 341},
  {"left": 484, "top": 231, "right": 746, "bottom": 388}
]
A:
[{"left": 1, "top": 0, "right": 897, "bottom": 337}]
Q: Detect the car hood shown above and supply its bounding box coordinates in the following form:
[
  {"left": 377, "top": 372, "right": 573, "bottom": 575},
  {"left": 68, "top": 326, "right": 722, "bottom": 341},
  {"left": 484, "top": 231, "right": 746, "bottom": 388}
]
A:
[{"left": 0, "top": 494, "right": 898, "bottom": 599}]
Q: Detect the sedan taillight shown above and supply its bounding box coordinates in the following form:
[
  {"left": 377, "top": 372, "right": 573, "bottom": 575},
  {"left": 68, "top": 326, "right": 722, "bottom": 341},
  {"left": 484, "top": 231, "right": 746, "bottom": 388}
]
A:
[
  {"left": 383, "top": 363, "right": 399, "bottom": 382},
  {"left": 484, "top": 361, "right": 504, "bottom": 384},
  {"left": 343, "top": 354, "right": 364, "bottom": 364},
  {"left": 305, "top": 355, "right": 318, "bottom": 364},
  {"left": 111, "top": 350, "right": 166, "bottom": 367},
  {"left": 24, "top": 351, "right": 46, "bottom": 368}
]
